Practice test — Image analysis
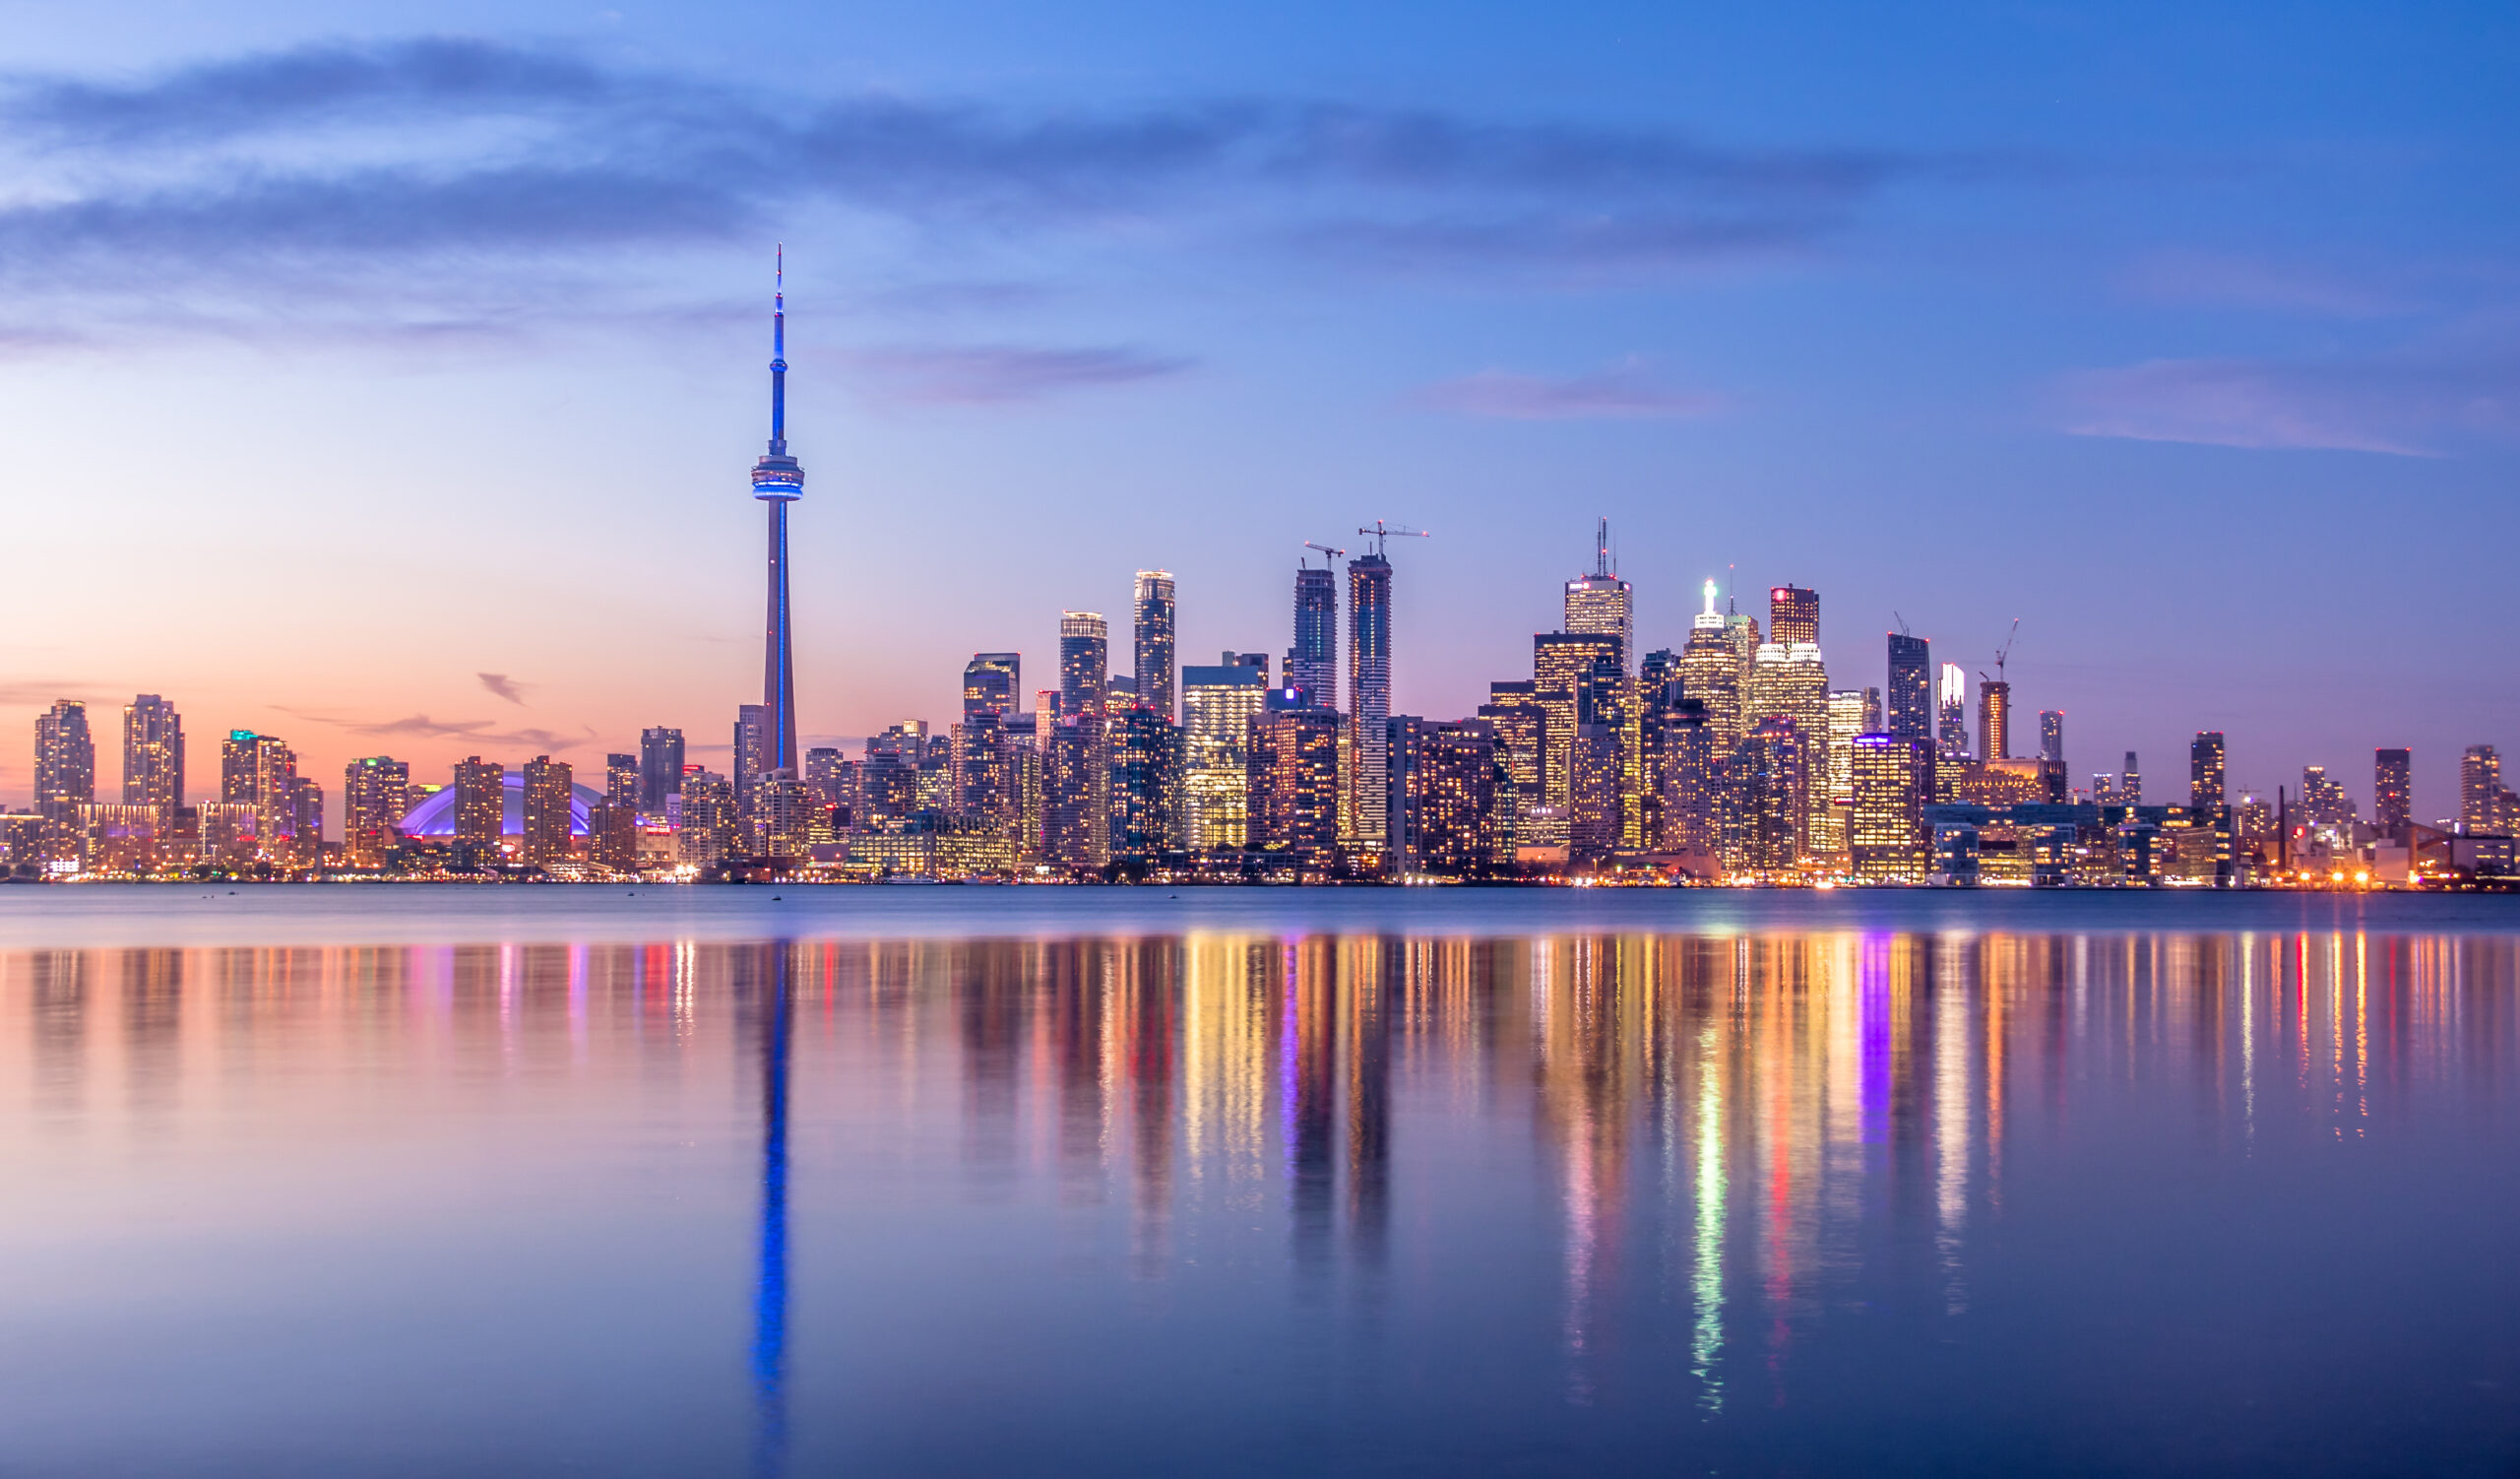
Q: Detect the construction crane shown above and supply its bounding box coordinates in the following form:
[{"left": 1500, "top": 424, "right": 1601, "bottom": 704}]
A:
[
  {"left": 1299, "top": 541, "right": 1347, "bottom": 568},
  {"left": 1980, "top": 617, "right": 2020, "bottom": 688},
  {"left": 1355, "top": 519, "right": 1431, "bottom": 557}
]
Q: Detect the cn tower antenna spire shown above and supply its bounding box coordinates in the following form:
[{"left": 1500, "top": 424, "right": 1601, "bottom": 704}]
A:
[{"left": 751, "top": 248, "right": 805, "bottom": 779}]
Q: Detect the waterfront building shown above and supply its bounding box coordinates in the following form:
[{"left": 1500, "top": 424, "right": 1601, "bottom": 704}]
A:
[
  {"left": 1566, "top": 655, "right": 1626, "bottom": 867},
  {"left": 1042, "top": 715, "right": 1108, "bottom": 872},
  {"left": 1106, "top": 703, "right": 1180, "bottom": 865},
  {"left": 220, "top": 731, "right": 301, "bottom": 861},
  {"left": 2374, "top": 748, "right": 2412, "bottom": 841},
  {"left": 1654, "top": 697, "right": 1721, "bottom": 861},
  {"left": 2461, "top": 744, "right": 2518, "bottom": 833},
  {"left": 1389, "top": 717, "right": 1503, "bottom": 876},
  {"left": 1562, "top": 518, "right": 1633, "bottom": 673},
  {"left": 1535, "top": 631, "right": 1621, "bottom": 826},
  {"left": 2190, "top": 731, "right": 2227, "bottom": 811},
  {"left": 34, "top": 700, "right": 94, "bottom": 819},
  {"left": 751, "top": 774, "right": 815, "bottom": 860},
  {"left": 1728, "top": 717, "right": 1807, "bottom": 877},
  {"left": 1822, "top": 687, "right": 1877, "bottom": 857},
  {"left": 1768, "top": 585, "right": 1819, "bottom": 646},
  {"left": 588, "top": 799, "right": 638, "bottom": 871},
  {"left": 521, "top": 756, "right": 574, "bottom": 865},
  {"left": 677, "top": 771, "right": 738, "bottom": 867},
  {"left": 1886, "top": 634, "right": 1932, "bottom": 744},
  {"left": 1978, "top": 679, "right": 2011, "bottom": 761},
  {"left": 2040, "top": 710, "right": 2065, "bottom": 764},
  {"left": 1248, "top": 707, "right": 1344, "bottom": 869},
  {"left": 1747, "top": 640, "right": 1828, "bottom": 861},
  {"left": 1347, "top": 549, "right": 1394, "bottom": 850},
  {"left": 343, "top": 756, "right": 410, "bottom": 868},
  {"left": 1182, "top": 657, "right": 1268, "bottom": 852},
  {"left": 1478, "top": 680, "right": 1553, "bottom": 850},
  {"left": 2123, "top": 751, "right": 2143, "bottom": 805},
  {"left": 733, "top": 705, "right": 772, "bottom": 813},
  {"left": 122, "top": 695, "right": 183, "bottom": 807},
  {"left": 1060, "top": 611, "right": 1109, "bottom": 715},
  {"left": 1291, "top": 562, "right": 1338, "bottom": 708},
  {"left": 1850, "top": 733, "right": 1935, "bottom": 882},
  {"left": 637, "top": 727, "right": 684, "bottom": 815},
  {"left": 803, "top": 746, "right": 845, "bottom": 810},
  {"left": 602, "top": 753, "right": 638, "bottom": 809},
  {"left": 1132, "top": 571, "right": 1177, "bottom": 722},
  {"left": 453, "top": 757, "right": 505, "bottom": 867}
]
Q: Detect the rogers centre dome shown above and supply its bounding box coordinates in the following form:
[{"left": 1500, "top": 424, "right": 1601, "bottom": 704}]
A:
[{"left": 400, "top": 775, "right": 605, "bottom": 838}]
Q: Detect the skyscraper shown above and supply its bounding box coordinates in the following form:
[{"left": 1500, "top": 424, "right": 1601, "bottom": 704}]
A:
[
  {"left": 1769, "top": 585, "right": 1819, "bottom": 646},
  {"left": 2039, "top": 710, "right": 2065, "bottom": 764},
  {"left": 1389, "top": 717, "right": 1504, "bottom": 876},
  {"left": 220, "top": 730, "right": 298, "bottom": 860},
  {"left": 2190, "top": 732, "right": 2227, "bottom": 811},
  {"left": 2123, "top": 751, "right": 2143, "bottom": 805},
  {"left": 1535, "top": 632, "right": 1621, "bottom": 833},
  {"left": 122, "top": 694, "right": 183, "bottom": 807},
  {"left": 2461, "top": 744, "right": 2515, "bottom": 833},
  {"left": 522, "top": 755, "right": 574, "bottom": 865},
  {"left": 1937, "top": 664, "right": 1969, "bottom": 758},
  {"left": 1050, "top": 612, "right": 1110, "bottom": 868},
  {"left": 1182, "top": 656, "right": 1268, "bottom": 852},
  {"left": 1347, "top": 547, "right": 1394, "bottom": 849},
  {"left": 343, "top": 755, "right": 410, "bottom": 868},
  {"left": 34, "top": 700, "right": 94, "bottom": 819},
  {"left": 1849, "top": 734, "right": 1934, "bottom": 883},
  {"left": 1291, "top": 561, "right": 1338, "bottom": 708},
  {"left": 638, "top": 727, "right": 685, "bottom": 815},
  {"left": 749, "top": 250, "right": 805, "bottom": 782},
  {"left": 1248, "top": 707, "right": 1343, "bottom": 868},
  {"left": 1105, "top": 704, "right": 1179, "bottom": 865},
  {"left": 603, "top": 753, "right": 639, "bottom": 808},
  {"left": 734, "top": 705, "right": 771, "bottom": 808},
  {"left": 1978, "top": 679, "right": 2011, "bottom": 761},
  {"left": 453, "top": 756, "right": 505, "bottom": 866},
  {"left": 1747, "top": 639, "right": 1828, "bottom": 862},
  {"left": 1562, "top": 518, "right": 1633, "bottom": 674},
  {"left": 1059, "top": 612, "right": 1109, "bottom": 715},
  {"left": 1885, "top": 634, "right": 1931, "bottom": 744},
  {"left": 1679, "top": 580, "right": 1742, "bottom": 746},
  {"left": 1133, "top": 571, "right": 1177, "bottom": 723},
  {"left": 2374, "top": 748, "right": 2411, "bottom": 841}
]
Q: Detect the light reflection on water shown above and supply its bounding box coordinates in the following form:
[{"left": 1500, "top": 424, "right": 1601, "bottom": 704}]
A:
[{"left": 6, "top": 919, "right": 2520, "bottom": 1475}]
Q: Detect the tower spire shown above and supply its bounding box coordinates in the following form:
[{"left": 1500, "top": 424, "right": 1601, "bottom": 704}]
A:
[
  {"left": 769, "top": 244, "right": 788, "bottom": 456},
  {"left": 751, "top": 248, "right": 804, "bottom": 780}
]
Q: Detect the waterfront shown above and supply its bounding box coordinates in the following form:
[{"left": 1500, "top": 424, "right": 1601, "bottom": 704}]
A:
[{"left": 5, "top": 889, "right": 2518, "bottom": 1475}]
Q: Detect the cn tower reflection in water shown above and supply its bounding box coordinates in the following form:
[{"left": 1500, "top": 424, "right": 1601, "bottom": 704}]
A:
[{"left": 7, "top": 923, "right": 2520, "bottom": 1475}]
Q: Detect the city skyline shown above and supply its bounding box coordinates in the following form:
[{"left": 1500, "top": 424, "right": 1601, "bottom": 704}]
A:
[{"left": 4, "top": 4, "right": 2517, "bottom": 827}]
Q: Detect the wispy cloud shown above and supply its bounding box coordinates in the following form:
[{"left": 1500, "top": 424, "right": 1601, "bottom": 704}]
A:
[
  {"left": 278, "top": 704, "right": 586, "bottom": 750},
  {"left": 0, "top": 36, "right": 1953, "bottom": 346},
  {"left": 850, "top": 344, "right": 1192, "bottom": 405},
  {"left": 0, "top": 680, "right": 109, "bottom": 707},
  {"left": 2053, "top": 348, "right": 2520, "bottom": 456},
  {"left": 476, "top": 672, "right": 530, "bottom": 705},
  {"left": 1417, "top": 357, "right": 1727, "bottom": 420},
  {"left": 2118, "top": 251, "right": 2413, "bottom": 319}
]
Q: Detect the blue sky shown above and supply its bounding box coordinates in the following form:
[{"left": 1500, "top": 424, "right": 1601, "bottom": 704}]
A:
[{"left": 3, "top": 0, "right": 2514, "bottom": 821}]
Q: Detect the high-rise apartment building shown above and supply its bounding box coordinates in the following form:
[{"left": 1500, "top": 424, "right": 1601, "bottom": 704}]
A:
[
  {"left": 2123, "top": 751, "right": 2143, "bottom": 805},
  {"left": 804, "top": 747, "right": 846, "bottom": 810},
  {"left": 1768, "top": 585, "right": 1819, "bottom": 646},
  {"left": 453, "top": 756, "right": 505, "bottom": 866},
  {"left": 1106, "top": 704, "right": 1180, "bottom": 865},
  {"left": 1886, "top": 634, "right": 1931, "bottom": 744},
  {"left": 2190, "top": 732, "right": 2227, "bottom": 811},
  {"left": 603, "top": 753, "right": 638, "bottom": 808},
  {"left": 1747, "top": 640, "right": 1828, "bottom": 861},
  {"left": 1042, "top": 715, "right": 1107, "bottom": 871},
  {"left": 521, "top": 756, "right": 574, "bottom": 865},
  {"left": 122, "top": 694, "right": 183, "bottom": 807},
  {"left": 34, "top": 700, "right": 94, "bottom": 819},
  {"left": 1291, "top": 563, "right": 1338, "bottom": 708},
  {"left": 1654, "top": 698, "right": 1720, "bottom": 858},
  {"left": 220, "top": 730, "right": 299, "bottom": 860},
  {"left": 1059, "top": 611, "right": 1109, "bottom": 715},
  {"left": 2374, "top": 748, "right": 2411, "bottom": 841},
  {"left": 1849, "top": 734, "right": 1934, "bottom": 883},
  {"left": 1977, "top": 680, "right": 2011, "bottom": 762},
  {"left": 956, "top": 653, "right": 1022, "bottom": 825},
  {"left": 637, "top": 728, "right": 684, "bottom": 815},
  {"left": 1389, "top": 717, "right": 1503, "bottom": 876},
  {"left": 1535, "top": 632, "right": 1621, "bottom": 830},
  {"left": 2460, "top": 744, "right": 2516, "bottom": 833},
  {"left": 733, "top": 705, "right": 772, "bottom": 810},
  {"left": 1562, "top": 519, "right": 1633, "bottom": 674},
  {"left": 1248, "top": 707, "right": 1343, "bottom": 869},
  {"left": 2039, "top": 710, "right": 2065, "bottom": 764},
  {"left": 1347, "top": 550, "right": 1394, "bottom": 849},
  {"left": 1182, "top": 657, "right": 1268, "bottom": 852},
  {"left": 1131, "top": 571, "right": 1177, "bottom": 723},
  {"left": 1729, "top": 718, "right": 1806, "bottom": 877},
  {"left": 284, "top": 777, "right": 324, "bottom": 867},
  {"left": 343, "top": 755, "right": 410, "bottom": 868},
  {"left": 677, "top": 771, "right": 738, "bottom": 868},
  {"left": 1566, "top": 655, "right": 1626, "bottom": 866},
  {"left": 1823, "top": 688, "right": 1876, "bottom": 857},
  {"left": 1937, "top": 664, "right": 1969, "bottom": 758}
]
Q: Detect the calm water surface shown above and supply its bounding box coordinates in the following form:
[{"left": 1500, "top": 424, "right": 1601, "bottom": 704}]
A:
[{"left": 5, "top": 886, "right": 2519, "bottom": 1476}]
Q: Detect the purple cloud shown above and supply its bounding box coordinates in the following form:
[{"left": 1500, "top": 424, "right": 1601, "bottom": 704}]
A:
[
  {"left": 476, "top": 672, "right": 530, "bottom": 705},
  {"left": 851, "top": 345, "right": 1192, "bottom": 405},
  {"left": 1417, "top": 359, "right": 1727, "bottom": 420},
  {"left": 2053, "top": 352, "right": 2520, "bottom": 457},
  {"left": 2118, "top": 251, "right": 2411, "bottom": 319}
]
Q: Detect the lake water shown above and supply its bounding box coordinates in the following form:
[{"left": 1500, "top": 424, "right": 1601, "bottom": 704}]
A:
[{"left": 6, "top": 885, "right": 2519, "bottom": 1476}]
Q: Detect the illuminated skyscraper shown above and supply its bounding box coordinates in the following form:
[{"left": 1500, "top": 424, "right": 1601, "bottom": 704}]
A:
[
  {"left": 1132, "top": 571, "right": 1177, "bottom": 723},
  {"left": 1249, "top": 707, "right": 1343, "bottom": 868},
  {"left": 122, "top": 694, "right": 183, "bottom": 807},
  {"left": 34, "top": 699, "right": 94, "bottom": 820},
  {"left": 638, "top": 727, "right": 685, "bottom": 815},
  {"left": 1823, "top": 688, "right": 1876, "bottom": 857},
  {"left": 1535, "top": 632, "right": 1620, "bottom": 830},
  {"left": 733, "top": 705, "right": 771, "bottom": 811},
  {"left": 2190, "top": 732, "right": 2227, "bottom": 811},
  {"left": 1347, "top": 548, "right": 1394, "bottom": 849},
  {"left": 1291, "top": 561, "right": 1338, "bottom": 708},
  {"left": 678, "top": 772, "right": 738, "bottom": 868},
  {"left": 749, "top": 250, "right": 805, "bottom": 781},
  {"left": 1728, "top": 717, "right": 1806, "bottom": 877},
  {"left": 603, "top": 753, "right": 638, "bottom": 808},
  {"left": 453, "top": 756, "right": 504, "bottom": 866},
  {"left": 1937, "top": 663, "right": 1969, "bottom": 758},
  {"left": 1849, "top": 734, "right": 1934, "bottom": 882},
  {"left": 2123, "top": 751, "right": 2143, "bottom": 805},
  {"left": 1769, "top": 585, "right": 1819, "bottom": 646},
  {"left": 1678, "top": 580, "right": 1742, "bottom": 745},
  {"left": 1390, "top": 717, "right": 1503, "bottom": 876},
  {"left": 2374, "top": 748, "right": 2411, "bottom": 841},
  {"left": 343, "top": 756, "right": 410, "bottom": 868},
  {"left": 1977, "top": 679, "right": 2011, "bottom": 761},
  {"left": 957, "top": 653, "right": 1022, "bottom": 824},
  {"left": 1182, "top": 656, "right": 1268, "bottom": 852},
  {"left": 1562, "top": 518, "right": 1633, "bottom": 674},
  {"left": 2461, "top": 744, "right": 2515, "bottom": 833},
  {"left": 1886, "top": 634, "right": 1930, "bottom": 744},
  {"left": 2040, "top": 710, "right": 2065, "bottom": 764},
  {"left": 1059, "top": 611, "right": 1108, "bottom": 715},
  {"left": 220, "top": 730, "right": 299, "bottom": 859},
  {"left": 522, "top": 755, "right": 574, "bottom": 865},
  {"left": 1653, "top": 697, "right": 1719, "bottom": 857},
  {"left": 1747, "top": 640, "right": 1828, "bottom": 861}
]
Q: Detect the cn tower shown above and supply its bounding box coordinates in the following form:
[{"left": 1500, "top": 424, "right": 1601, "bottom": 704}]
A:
[{"left": 750, "top": 248, "right": 803, "bottom": 776}]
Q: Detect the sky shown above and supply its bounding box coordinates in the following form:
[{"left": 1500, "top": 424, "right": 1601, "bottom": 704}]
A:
[{"left": 3, "top": 0, "right": 2515, "bottom": 824}]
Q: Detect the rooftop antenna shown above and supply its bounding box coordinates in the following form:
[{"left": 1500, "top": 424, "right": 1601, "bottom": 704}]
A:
[
  {"left": 1355, "top": 519, "right": 1430, "bottom": 558},
  {"left": 1593, "top": 516, "right": 1611, "bottom": 579}
]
